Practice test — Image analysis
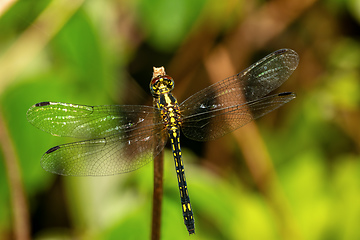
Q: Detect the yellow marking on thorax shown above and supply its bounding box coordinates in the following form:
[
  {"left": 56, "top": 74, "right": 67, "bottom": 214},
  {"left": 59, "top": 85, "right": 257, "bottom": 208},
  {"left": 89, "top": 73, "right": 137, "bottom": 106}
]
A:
[{"left": 164, "top": 93, "right": 172, "bottom": 105}]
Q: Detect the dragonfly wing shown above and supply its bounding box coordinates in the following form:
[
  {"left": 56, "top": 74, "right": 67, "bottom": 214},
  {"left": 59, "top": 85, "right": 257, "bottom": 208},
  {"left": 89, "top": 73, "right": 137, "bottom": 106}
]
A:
[
  {"left": 180, "top": 49, "right": 298, "bottom": 112},
  {"left": 27, "top": 102, "right": 158, "bottom": 138},
  {"left": 40, "top": 122, "right": 168, "bottom": 176},
  {"left": 181, "top": 92, "right": 296, "bottom": 141},
  {"left": 180, "top": 49, "right": 298, "bottom": 141}
]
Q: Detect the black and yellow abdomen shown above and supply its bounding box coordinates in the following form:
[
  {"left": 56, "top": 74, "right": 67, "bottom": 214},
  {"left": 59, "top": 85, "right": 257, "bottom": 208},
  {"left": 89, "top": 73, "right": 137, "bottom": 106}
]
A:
[{"left": 169, "top": 128, "right": 194, "bottom": 234}]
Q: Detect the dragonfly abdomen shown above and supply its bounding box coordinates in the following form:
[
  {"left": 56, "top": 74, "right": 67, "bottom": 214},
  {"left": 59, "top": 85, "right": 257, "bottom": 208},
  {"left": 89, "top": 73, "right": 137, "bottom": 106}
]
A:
[{"left": 169, "top": 128, "right": 195, "bottom": 234}]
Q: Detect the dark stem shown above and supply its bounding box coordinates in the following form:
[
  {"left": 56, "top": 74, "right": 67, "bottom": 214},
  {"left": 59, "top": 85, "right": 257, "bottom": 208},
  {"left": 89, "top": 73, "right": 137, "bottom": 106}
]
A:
[{"left": 151, "top": 150, "right": 164, "bottom": 240}]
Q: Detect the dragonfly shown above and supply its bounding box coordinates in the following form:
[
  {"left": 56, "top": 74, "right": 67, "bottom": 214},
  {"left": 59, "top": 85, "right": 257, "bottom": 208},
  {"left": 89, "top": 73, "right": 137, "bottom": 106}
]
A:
[{"left": 27, "top": 49, "right": 299, "bottom": 234}]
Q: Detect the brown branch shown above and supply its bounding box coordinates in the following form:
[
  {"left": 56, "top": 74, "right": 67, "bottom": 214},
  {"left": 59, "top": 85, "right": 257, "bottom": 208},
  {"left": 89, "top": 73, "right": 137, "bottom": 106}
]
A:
[
  {"left": 0, "top": 108, "right": 31, "bottom": 240},
  {"left": 151, "top": 150, "right": 164, "bottom": 240}
]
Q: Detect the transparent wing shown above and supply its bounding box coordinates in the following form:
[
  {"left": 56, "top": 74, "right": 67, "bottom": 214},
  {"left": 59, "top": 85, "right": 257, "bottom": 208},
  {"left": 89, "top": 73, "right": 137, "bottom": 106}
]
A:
[
  {"left": 40, "top": 124, "right": 168, "bottom": 176},
  {"left": 180, "top": 49, "right": 298, "bottom": 141},
  {"left": 181, "top": 92, "right": 295, "bottom": 141},
  {"left": 27, "top": 102, "right": 159, "bottom": 138},
  {"left": 27, "top": 102, "right": 168, "bottom": 176}
]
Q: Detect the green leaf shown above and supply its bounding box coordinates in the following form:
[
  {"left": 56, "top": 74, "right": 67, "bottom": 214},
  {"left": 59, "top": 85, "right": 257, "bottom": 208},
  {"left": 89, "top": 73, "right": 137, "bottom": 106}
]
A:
[{"left": 137, "top": 0, "right": 207, "bottom": 52}]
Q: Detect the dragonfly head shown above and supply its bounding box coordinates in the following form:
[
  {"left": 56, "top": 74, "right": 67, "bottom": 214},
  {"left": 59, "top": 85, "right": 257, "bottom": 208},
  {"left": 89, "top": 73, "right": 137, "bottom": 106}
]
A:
[{"left": 150, "top": 70, "right": 175, "bottom": 96}]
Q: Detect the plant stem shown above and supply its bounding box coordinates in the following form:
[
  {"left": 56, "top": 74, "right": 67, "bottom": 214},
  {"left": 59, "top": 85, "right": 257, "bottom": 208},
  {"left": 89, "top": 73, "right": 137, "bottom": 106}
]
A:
[{"left": 151, "top": 150, "right": 164, "bottom": 240}]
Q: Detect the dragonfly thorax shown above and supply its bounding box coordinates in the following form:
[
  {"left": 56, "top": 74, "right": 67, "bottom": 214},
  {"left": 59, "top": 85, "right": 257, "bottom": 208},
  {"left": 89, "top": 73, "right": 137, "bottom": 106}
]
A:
[{"left": 150, "top": 75, "right": 175, "bottom": 96}]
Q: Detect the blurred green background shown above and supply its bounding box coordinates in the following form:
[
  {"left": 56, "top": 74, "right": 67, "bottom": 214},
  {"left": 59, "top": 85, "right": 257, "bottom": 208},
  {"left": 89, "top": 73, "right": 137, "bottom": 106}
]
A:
[{"left": 1, "top": 0, "right": 360, "bottom": 239}]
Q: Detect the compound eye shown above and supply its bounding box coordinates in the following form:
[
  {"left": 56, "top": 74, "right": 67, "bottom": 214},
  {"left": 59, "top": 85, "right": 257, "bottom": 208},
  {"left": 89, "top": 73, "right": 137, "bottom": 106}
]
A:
[
  {"left": 150, "top": 77, "right": 159, "bottom": 86},
  {"left": 163, "top": 77, "right": 174, "bottom": 90},
  {"left": 149, "top": 77, "right": 161, "bottom": 94},
  {"left": 149, "top": 75, "right": 175, "bottom": 95}
]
